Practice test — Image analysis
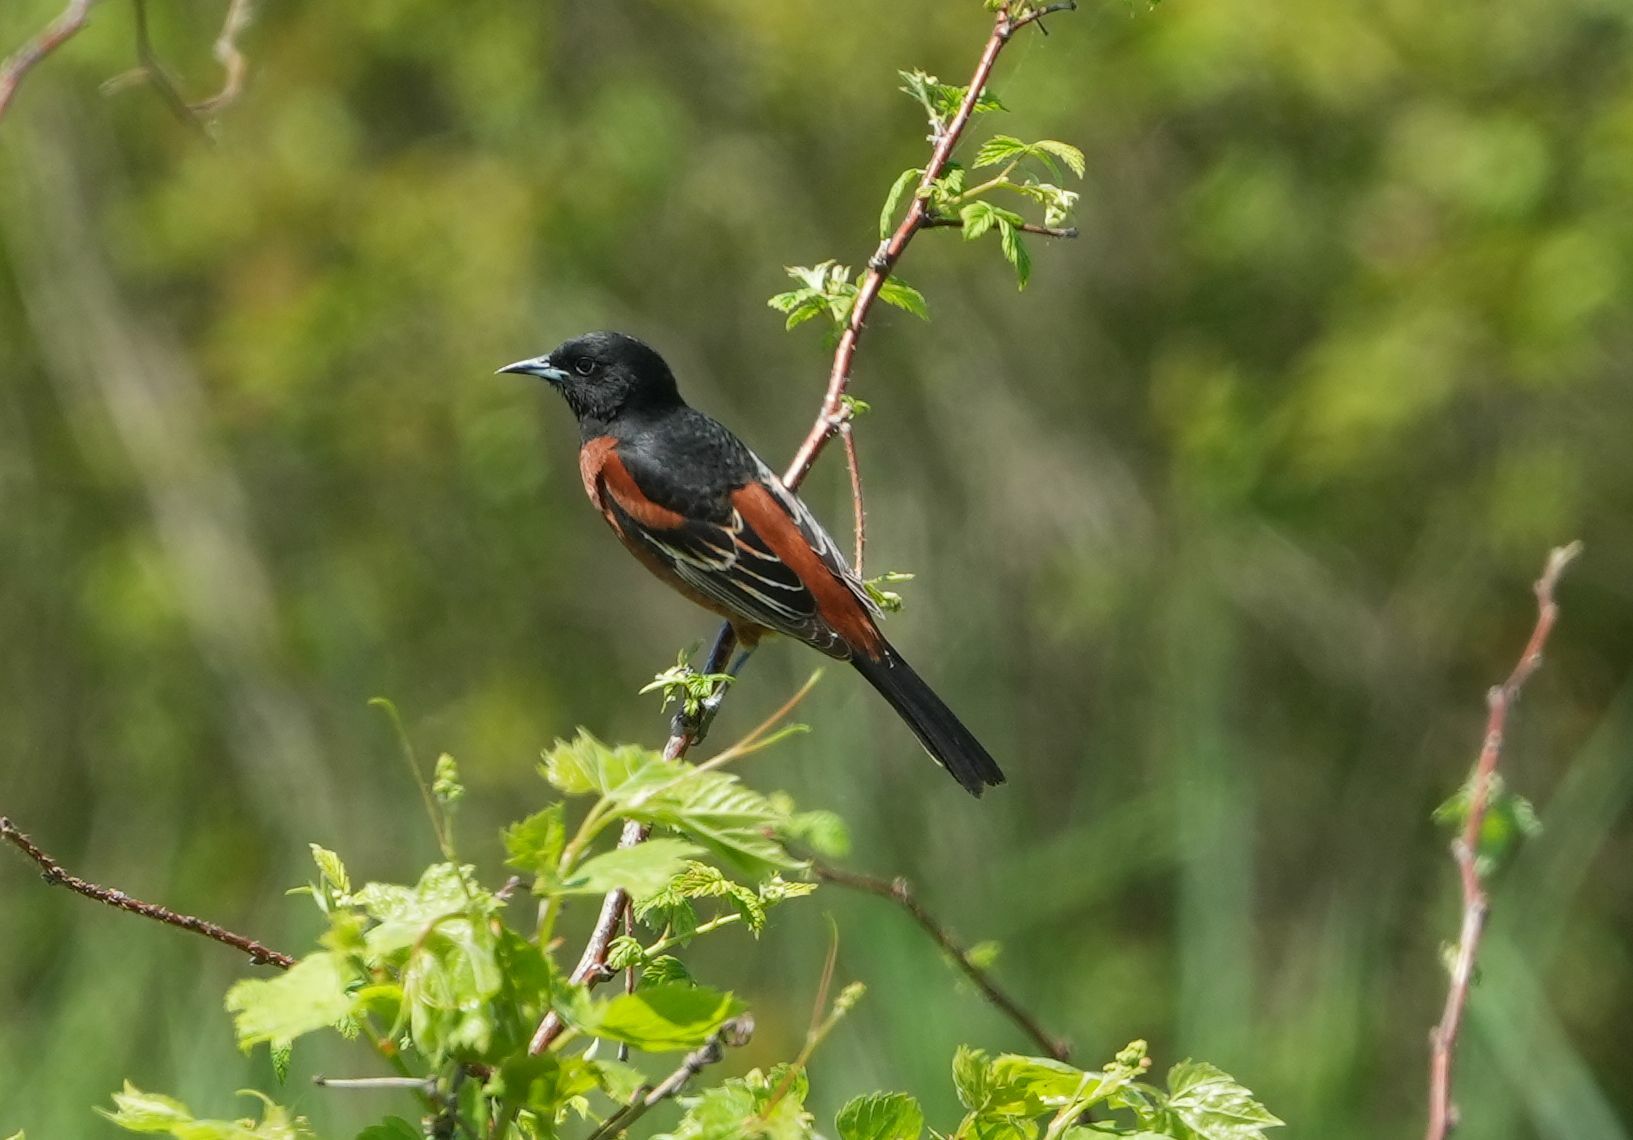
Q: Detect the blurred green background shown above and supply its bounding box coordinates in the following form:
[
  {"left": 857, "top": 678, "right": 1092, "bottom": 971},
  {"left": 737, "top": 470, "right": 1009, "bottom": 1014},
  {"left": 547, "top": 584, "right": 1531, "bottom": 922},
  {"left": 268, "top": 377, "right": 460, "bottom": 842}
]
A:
[{"left": 2, "top": 0, "right": 1630, "bottom": 1135}]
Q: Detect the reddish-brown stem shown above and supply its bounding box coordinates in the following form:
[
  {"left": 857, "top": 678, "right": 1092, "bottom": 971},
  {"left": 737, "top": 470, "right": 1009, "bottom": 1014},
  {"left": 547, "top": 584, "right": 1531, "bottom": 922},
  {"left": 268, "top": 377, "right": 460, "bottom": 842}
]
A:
[
  {"left": 0, "top": 0, "right": 97, "bottom": 122},
  {"left": 812, "top": 860, "right": 1070, "bottom": 1062},
  {"left": 923, "top": 217, "right": 1079, "bottom": 239},
  {"left": 0, "top": 816, "right": 295, "bottom": 969},
  {"left": 841, "top": 422, "right": 866, "bottom": 574},
  {"left": 782, "top": 3, "right": 1039, "bottom": 491},
  {"left": 1424, "top": 542, "right": 1581, "bottom": 1140}
]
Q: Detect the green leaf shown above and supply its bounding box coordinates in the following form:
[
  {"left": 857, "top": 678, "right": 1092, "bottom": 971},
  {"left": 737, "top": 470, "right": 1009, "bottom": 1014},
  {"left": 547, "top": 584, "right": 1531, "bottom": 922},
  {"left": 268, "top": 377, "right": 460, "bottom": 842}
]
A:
[
  {"left": 1035, "top": 139, "right": 1088, "bottom": 179},
  {"left": 225, "top": 952, "right": 354, "bottom": 1050},
  {"left": 952, "top": 1045, "right": 993, "bottom": 1111},
  {"left": 98, "top": 1084, "right": 313, "bottom": 1138},
  {"left": 489, "top": 1054, "right": 604, "bottom": 1114},
  {"left": 836, "top": 1092, "right": 924, "bottom": 1140},
  {"left": 354, "top": 862, "right": 496, "bottom": 957},
  {"left": 1166, "top": 1061, "right": 1285, "bottom": 1139},
  {"left": 643, "top": 954, "right": 695, "bottom": 985},
  {"left": 540, "top": 731, "right": 668, "bottom": 799},
  {"left": 308, "top": 844, "right": 350, "bottom": 897},
  {"left": 627, "top": 767, "right": 801, "bottom": 874},
  {"left": 778, "top": 807, "right": 852, "bottom": 857},
  {"left": 862, "top": 570, "right": 915, "bottom": 615},
  {"left": 898, "top": 70, "right": 1005, "bottom": 125},
  {"left": 270, "top": 1039, "right": 293, "bottom": 1085},
  {"left": 641, "top": 655, "right": 736, "bottom": 719},
  {"left": 998, "top": 221, "right": 1032, "bottom": 289},
  {"left": 660, "top": 1065, "right": 812, "bottom": 1140},
  {"left": 959, "top": 201, "right": 996, "bottom": 242},
  {"left": 637, "top": 861, "right": 768, "bottom": 934},
  {"left": 880, "top": 168, "right": 923, "bottom": 238},
  {"left": 502, "top": 805, "right": 566, "bottom": 881},
  {"left": 878, "top": 278, "right": 930, "bottom": 320},
  {"left": 562, "top": 838, "right": 707, "bottom": 900},
  {"left": 973, "top": 135, "right": 1031, "bottom": 169},
  {"left": 575, "top": 983, "right": 743, "bottom": 1052},
  {"left": 1433, "top": 773, "right": 1543, "bottom": 875}
]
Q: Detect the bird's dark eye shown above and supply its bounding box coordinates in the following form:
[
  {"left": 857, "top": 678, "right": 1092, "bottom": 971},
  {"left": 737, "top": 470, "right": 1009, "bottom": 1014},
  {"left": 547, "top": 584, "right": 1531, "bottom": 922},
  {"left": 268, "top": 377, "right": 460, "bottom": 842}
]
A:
[{"left": 573, "top": 358, "right": 596, "bottom": 377}]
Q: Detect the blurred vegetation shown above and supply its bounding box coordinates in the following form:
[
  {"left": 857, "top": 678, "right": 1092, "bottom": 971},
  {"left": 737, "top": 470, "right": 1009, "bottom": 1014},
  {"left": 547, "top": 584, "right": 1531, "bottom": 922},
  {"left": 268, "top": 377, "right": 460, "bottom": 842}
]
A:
[{"left": 1, "top": 0, "right": 1630, "bottom": 1136}]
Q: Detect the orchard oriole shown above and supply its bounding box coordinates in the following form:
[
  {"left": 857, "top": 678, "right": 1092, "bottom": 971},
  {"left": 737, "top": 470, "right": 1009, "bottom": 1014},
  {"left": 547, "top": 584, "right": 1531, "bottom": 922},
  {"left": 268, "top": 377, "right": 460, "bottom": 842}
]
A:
[{"left": 499, "top": 331, "right": 1004, "bottom": 796}]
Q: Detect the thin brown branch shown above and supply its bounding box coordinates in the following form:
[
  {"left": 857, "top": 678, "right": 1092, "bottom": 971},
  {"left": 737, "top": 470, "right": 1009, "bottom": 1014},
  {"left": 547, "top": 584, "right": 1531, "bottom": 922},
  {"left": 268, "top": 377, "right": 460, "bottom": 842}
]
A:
[
  {"left": 841, "top": 421, "right": 866, "bottom": 574},
  {"left": 1011, "top": 1, "right": 1079, "bottom": 34},
  {"left": 531, "top": 1, "right": 1069, "bottom": 1062},
  {"left": 781, "top": 1, "right": 1061, "bottom": 491},
  {"left": 191, "top": 0, "right": 256, "bottom": 114},
  {"left": 811, "top": 860, "right": 1070, "bottom": 1062},
  {"left": 585, "top": 1016, "right": 754, "bottom": 1140},
  {"left": 1424, "top": 541, "right": 1582, "bottom": 1140},
  {"left": 923, "top": 216, "right": 1080, "bottom": 239},
  {"left": 0, "top": 0, "right": 98, "bottom": 122},
  {"left": 1, "top": 816, "right": 295, "bottom": 969},
  {"left": 127, "top": 0, "right": 205, "bottom": 131}
]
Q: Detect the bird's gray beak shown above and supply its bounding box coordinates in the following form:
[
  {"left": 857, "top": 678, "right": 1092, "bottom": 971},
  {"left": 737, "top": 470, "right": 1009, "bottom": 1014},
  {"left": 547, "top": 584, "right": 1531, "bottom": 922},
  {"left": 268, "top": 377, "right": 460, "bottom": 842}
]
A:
[{"left": 496, "top": 355, "right": 570, "bottom": 383}]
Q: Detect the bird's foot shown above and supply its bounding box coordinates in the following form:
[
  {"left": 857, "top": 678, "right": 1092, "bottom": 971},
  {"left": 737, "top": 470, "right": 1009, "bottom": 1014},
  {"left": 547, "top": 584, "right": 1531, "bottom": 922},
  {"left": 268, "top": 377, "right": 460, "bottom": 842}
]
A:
[{"left": 672, "top": 689, "right": 728, "bottom": 747}]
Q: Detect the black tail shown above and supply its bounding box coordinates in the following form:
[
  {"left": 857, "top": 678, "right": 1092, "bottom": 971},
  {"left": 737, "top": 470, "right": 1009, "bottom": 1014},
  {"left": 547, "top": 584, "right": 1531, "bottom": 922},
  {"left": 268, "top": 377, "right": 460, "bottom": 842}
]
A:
[{"left": 851, "top": 644, "right": 1005, "bottom": 797}]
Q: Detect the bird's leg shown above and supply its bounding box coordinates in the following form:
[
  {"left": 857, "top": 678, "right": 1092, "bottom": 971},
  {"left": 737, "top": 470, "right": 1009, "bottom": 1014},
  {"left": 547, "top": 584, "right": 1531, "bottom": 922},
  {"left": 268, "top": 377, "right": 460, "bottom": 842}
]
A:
[
  {"left": 672, "top": 623, "right": 738, "bottom": 742},
  {"left": 690, "top": 642, "right": 758, "bottom": 743}
]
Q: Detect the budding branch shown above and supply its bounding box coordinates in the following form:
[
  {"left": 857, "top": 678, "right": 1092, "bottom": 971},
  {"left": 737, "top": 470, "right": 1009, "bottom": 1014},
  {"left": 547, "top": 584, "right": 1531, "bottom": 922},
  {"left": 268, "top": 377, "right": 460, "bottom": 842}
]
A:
[{"left": 1423, "top": 541, "right": 1581, "bottom": 1140}]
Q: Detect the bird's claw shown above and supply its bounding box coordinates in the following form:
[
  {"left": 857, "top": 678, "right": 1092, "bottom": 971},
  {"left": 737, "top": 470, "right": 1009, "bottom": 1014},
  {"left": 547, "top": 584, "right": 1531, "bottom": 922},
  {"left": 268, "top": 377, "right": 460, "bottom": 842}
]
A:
[{"left": 672, "top": 690, "right": 728, "bottom": 746}]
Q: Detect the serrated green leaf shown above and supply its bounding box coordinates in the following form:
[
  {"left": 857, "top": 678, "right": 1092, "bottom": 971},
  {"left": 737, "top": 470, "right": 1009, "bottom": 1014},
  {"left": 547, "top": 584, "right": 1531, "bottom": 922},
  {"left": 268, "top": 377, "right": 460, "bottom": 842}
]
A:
[
  {"left": 225, "top": 953, "right": 354, "bottom": 1050},
  {"left": 1034, "top": 140, "right": 1088, "bottom": 179},
  {"left": 880, "top": 168, "right": 923, "bottom": 237},
  {"left": 308, "top": 845, "right": 349, "bottom": 897},
  {"left": 643, "top": 954, "right": 694, "bottom": 985},
  {"left": 898, "top": 70, "right": 1004, "bottom": 129},
  {"left": 98, "top": 1083, "right": 314, "bottom": 1138},
  {"left": 355, "top": 862, "right": 495, "bottom": 957},
  {"left": 627, "top": 769, "right": 801, "bottom": 874},
  {"left": 502, "top": 805, "right": 566, "bottom": 880},
  {"left": 878, "top": 279, "right": 930, "bottom": 321},
  {"left": 355, "top": 1120, "right": 421, "bottom": 1140},
  {"left": 575, "top": 983, "right": 743, "bottom": 1052},
  {"left": 540, "top": 731, "right": 667, "bottom": 798},
  {"left": 270, "top": 1039, "right": 293, "bottom": 1086},
  {"left": 960, "top": 201, "right": 997, "bottom": 241},
  {"left": 952, "top": 1045, "right": 993, "bottom": 1111},
  {"left": 561, "top": 838, "right": 706, "bottom": 900},
  {"left": 659, "top": 1065, "right": 812, "bottom": 1140},
  {"left": 768, "top": 289, "right": 810, "bottom": 313},
  {"left": 998, "top": 221, "right": 1032, "bottom": 289},
  {"left": 836, "top": 1091, "right": 924, "bottom": 1140},
  {"left": 973, "top": 135, "right": 1031, "bottom": 169},
  {"left": 1166, "top": 1061, "right": 1285, "bottom": 1139},
  {"left": 637, "top": 861, "right": 768, "bottom": 934},
  {"left": 98, "top": 1083, "right": 194, "bottom": 1130},
  {"left": 780, "top": 808, "right": 851, "bottom": 857}
]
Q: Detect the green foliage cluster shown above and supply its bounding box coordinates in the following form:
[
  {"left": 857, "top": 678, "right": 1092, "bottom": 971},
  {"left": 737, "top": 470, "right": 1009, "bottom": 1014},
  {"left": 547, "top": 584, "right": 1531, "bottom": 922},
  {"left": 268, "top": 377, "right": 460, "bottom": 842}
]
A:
[
  {"left": 769, "top": 62, "right": 1086, "bottom": 340},
  {"left": 95, "top": 726, "right": 1276, "bottom": 1139}
]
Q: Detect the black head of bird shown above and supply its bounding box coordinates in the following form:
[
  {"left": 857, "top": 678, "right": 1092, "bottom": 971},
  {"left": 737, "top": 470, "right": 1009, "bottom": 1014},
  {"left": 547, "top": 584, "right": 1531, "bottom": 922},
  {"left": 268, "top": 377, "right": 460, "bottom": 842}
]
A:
[{"left": 498, "top": 330, "right": 680, "bottom": 432}]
